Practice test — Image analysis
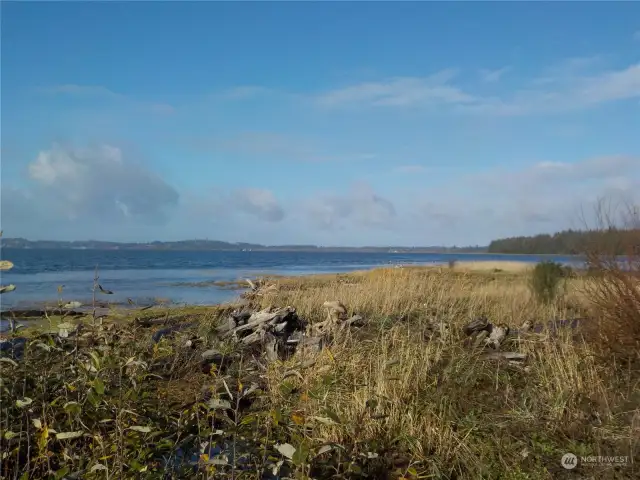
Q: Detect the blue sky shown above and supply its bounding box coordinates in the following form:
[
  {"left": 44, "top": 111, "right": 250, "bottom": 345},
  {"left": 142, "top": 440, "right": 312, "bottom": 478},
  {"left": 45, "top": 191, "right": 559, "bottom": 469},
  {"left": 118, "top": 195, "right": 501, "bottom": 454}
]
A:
[{"left": 1, "top": 2, "right": 639, "bottom": 246}]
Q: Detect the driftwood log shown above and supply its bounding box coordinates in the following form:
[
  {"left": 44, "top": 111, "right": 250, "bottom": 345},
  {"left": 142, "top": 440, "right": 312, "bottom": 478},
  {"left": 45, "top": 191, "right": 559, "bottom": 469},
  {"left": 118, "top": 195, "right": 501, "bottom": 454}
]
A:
[{"left": 219, "top": 300, "right": 365, "bottom": 363}]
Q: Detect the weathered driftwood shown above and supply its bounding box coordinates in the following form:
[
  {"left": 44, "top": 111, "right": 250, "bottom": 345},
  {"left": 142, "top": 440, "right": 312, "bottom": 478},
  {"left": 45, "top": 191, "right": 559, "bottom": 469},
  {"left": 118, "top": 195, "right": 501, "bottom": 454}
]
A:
[
  {"left": 241, "top": 278, "right": 278, "bottom": 299},
  {"left": 217, "top": 300, "right": 362, "bottom": 364},
  {"left": 485, "top": 324, "right": 510, "bottom": 349},
  {"left": 519, "top": 320, "right": 533, "bottom": 333},
  {"left": 463, "top": 316, "right": 489, "bottom": 336},
  {"left": 323, "top": 300, "right": 347, "bottom": 319},
  {"left": 200, "top": 349, "right": 233, "bottom": 374},
  {"left": 472, "top": 330, "right": 489, "bottom": 348},
  {"left": 463, "top": 317, "right": 510, "bottom": 349},
  {"left": 509, "top": 317, "right": 590, "bottom": 335},
  {"left": 480, "top": 351, "right": 527, "bottom": 361},
  {"left": 264, "top": 333, "right": 279, "bottom": 363},
  {"left": 229, "top": 307, "right": 297, "bottom": 337}
]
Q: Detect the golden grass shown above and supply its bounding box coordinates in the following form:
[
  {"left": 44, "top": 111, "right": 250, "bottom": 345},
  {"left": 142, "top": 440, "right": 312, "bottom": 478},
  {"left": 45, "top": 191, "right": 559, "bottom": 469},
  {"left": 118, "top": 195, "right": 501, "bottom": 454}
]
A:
[
  {"left": 449, "top": 260, "right": 536, "bottom": 273},
  {"left": 250, "top": 266, "right": 636, "bottom": 478}
]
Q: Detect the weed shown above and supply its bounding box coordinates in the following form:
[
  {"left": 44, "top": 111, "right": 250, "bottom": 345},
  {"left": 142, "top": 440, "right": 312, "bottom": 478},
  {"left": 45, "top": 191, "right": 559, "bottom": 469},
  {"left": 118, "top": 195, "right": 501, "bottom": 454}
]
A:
[{"left": 529, "top": 261, "right": 567, "bottom": 305}]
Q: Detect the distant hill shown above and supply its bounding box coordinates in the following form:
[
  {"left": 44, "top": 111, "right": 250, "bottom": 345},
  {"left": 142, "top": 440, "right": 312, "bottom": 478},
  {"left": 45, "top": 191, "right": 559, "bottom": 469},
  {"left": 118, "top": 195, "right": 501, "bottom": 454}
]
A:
[
  {"left": 488, "top": 228, "right": 639, "bottom": 255},
  {"left": 0, "top": 237, "right": 487, "bottom": 253}
]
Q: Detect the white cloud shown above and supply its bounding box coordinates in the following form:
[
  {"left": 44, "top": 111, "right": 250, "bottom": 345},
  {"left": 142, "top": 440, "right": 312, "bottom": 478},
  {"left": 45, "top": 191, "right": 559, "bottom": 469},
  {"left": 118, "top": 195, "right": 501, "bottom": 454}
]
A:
[
  {"left": 19, "top": 143, "right": 179, "bottom": 224},
  {"left": 480, "top": 66, "right": 511, "bottom": 83},
  {"left": 306, "top": 183, "right": 396, "bottom": 230},
  {"left": 233, "top": 188, "right": 285, "bottom": 222}
]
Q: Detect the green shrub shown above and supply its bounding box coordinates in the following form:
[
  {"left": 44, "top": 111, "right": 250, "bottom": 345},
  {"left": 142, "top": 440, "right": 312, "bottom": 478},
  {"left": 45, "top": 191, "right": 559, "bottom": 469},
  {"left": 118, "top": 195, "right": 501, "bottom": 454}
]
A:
[{"left": 529, "top": 261, "right": 566, "bottom": 304}]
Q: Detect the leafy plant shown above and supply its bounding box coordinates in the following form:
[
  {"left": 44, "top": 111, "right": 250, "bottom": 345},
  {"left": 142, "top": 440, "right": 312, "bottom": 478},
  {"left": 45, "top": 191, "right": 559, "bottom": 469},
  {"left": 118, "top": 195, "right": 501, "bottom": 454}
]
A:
[{"left": 528, "top": 260, "right": 567, "bottom": 304}]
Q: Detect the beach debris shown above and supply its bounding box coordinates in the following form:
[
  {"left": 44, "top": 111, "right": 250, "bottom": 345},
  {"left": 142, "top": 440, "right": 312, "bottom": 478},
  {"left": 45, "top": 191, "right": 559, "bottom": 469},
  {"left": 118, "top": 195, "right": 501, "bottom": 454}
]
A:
[
  {"left": 462, "top": 317, "right": 510, "bottom": 350},
  {"left": 218, "top": 300, "right": 365, "bottom": 363},
  {"left": 221, "top": 306, "right": 305, "bottom": 362},
  {"left": 241, "top": 278, "right": 277, "bottom": 300},
  {"left": 98, "top": 285, "right": 114, "bottom": 295},
  {"left": 480, "top": 351, "right": 528, "bottom": 362},
  {"left": 486, "top": 323, "right": 510, "bottom": 349},
  {"left": 463, "top": 316, "right": 489, "bottom": 336},
  {"left": 63, "top": 301, "right": 82, "bottom": 309},
  {"left": 308, "top": 300, "right": 366, "bottom": 335}
]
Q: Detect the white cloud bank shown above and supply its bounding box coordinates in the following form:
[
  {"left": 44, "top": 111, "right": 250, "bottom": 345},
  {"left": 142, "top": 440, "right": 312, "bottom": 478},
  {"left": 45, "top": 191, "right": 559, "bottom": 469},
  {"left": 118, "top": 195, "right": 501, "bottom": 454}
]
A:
[{"left": 2, "top": 145, "right": 638, "bottom": 246}]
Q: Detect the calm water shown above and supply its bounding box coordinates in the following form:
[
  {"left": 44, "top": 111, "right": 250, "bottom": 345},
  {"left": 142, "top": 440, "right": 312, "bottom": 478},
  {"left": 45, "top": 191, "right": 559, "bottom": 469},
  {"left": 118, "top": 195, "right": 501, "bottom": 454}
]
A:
[{"left": 0, "top": 248, "right": 578, "bottom": 312}]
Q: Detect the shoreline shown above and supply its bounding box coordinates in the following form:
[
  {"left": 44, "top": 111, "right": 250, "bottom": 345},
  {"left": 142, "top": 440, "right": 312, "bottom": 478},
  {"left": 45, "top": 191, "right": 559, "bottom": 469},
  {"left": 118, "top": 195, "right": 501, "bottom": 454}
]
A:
[{"left": 2, "top": 255, "right": 636, "bottom": 478}]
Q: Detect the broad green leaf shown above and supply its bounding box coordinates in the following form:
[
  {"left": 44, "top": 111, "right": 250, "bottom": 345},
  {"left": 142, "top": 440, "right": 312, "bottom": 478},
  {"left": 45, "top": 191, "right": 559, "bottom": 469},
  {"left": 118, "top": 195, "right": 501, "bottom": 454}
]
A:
[
  {"left": 55, "top": 431, "right": 83, "bottom": 440},
  {"left": 90, "top": 464, "right": 107, "bottom": 473},
  {"left": 89, "top": 351, "right": 102, "bottom": 370},
  {"left": 0, "top": 284, "right": 16, "bottom": 294},
  {"left": 32, "top": 342, "right": 51, "bottom": 352},
  {"left": 291, "top": 441, "right": 310, "bottom": 466},
  {"left": 4, "top": 431, "right": 18, "bottom": 440},
  {"left": 16, "top": 397, "right": 33, "bottom": 408},
  {"left": 275, "top": 443, "right": 296, "bottom": 459},
  {"left": 63, "top": 401, "right": 82, "bottom": 415},
  {"left": 316, "top": 445, "right": 332, "bottom": 456},
  {"left": 92, "top": 378, "right": 105, "bottom": 395},
  {"left": 312, "top": 416, "right": 337, "bottom": 425},
  {"left": 54, "top": 467, "right": 69, "bottom": 479},
  {"left": 128, "top": 426, "right": 152, "bottom": 433},
  {"left": 206, "top": 399, "right": 231, "bottom": 410},
  {"left": 32, "top": 418, "right": 42, "bottom": 429}
]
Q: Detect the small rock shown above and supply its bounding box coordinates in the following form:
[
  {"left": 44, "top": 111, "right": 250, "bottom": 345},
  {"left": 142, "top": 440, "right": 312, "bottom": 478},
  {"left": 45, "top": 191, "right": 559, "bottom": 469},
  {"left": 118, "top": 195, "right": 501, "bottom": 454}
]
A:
[{"left": 201, "top": 349, "right": 224, "bottom": 362}]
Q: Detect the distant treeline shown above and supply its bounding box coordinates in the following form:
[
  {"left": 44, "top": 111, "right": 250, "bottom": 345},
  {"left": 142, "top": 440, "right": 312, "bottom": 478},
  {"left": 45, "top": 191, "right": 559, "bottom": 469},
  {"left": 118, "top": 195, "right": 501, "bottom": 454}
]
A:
[
  {"left": 488, "top": 228, "right": 640, "bottom": 255},
  {"left": 0, "top": 237, "right": 486, "bottom": 253}
]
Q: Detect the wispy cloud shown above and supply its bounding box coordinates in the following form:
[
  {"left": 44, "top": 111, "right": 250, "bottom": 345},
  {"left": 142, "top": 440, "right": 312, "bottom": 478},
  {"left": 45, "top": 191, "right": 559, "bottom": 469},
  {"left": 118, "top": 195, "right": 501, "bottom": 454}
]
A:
[
  {"left": 315, "top": 69, "right": 476, "bottom": 108},
  {"left": 394, "top": 165, "right": 427, "bottom": 173},
  {"left": 312, "top": 59, "right": 640, "bottom": 116},
  {"left": 36, "top": 84, "right": 125, "bottom": 98},
  {"left": 479, "top": 66, "right": 511, "bottom": 83},
  {"left": 37, "top": 84, "right": 175, "bottom": 115},
  {"left": 213, "top": 85, "right": 272, "bottom": 101}
]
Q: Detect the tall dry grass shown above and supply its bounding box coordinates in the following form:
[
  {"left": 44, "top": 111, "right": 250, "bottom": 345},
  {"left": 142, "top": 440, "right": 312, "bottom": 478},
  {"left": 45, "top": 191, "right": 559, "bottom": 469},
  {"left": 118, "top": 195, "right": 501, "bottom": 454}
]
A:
[{"left": 248, "top": 267, "right": 636, "bottom": 479}]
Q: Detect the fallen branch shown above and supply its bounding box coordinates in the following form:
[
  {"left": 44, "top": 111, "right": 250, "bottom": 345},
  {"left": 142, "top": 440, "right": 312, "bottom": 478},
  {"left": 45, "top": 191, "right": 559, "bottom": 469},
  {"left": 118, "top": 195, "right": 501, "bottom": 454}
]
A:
[{"left": 480, "top": 351, "right": 527, "bottom": 361}]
